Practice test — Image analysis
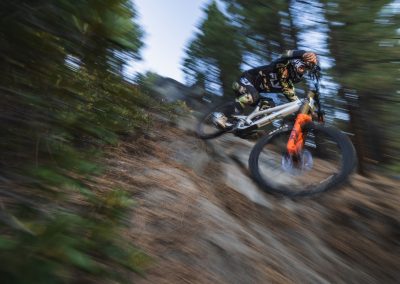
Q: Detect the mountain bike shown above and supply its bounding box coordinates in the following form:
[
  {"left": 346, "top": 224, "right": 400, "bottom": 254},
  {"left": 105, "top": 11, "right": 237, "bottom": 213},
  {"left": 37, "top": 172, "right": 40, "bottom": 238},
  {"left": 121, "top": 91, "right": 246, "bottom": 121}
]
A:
[{"left": 196, "top": 88, "right": 357, "bottom": 197}]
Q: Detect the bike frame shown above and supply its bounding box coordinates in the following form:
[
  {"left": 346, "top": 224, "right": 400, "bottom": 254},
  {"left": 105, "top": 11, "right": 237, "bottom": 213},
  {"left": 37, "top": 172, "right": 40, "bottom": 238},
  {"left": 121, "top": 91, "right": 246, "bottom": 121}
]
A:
[
  {"left": 233, "top": 92, "right": 319, "bottom": 155},
  {"left": 234, "top": 98, "right": 305, "bottom": 130}
]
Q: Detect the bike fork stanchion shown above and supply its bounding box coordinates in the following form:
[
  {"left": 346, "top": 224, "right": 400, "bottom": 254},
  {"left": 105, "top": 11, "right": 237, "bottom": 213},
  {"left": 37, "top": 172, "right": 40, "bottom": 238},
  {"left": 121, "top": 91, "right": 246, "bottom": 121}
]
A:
[
  {"left": 286, "top": 92, "right": 315, "bottom": 157},
  {"left": 286, "top": 113, "right": 312, "bottom": 156},
  {"left": 285, "top": 93, "right": 314, "bottom": 170}
]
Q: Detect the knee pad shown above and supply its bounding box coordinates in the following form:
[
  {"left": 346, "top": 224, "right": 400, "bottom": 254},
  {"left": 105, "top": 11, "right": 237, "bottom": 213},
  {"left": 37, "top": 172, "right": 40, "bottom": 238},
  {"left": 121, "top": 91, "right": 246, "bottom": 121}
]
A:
[
  {"left": 233, "top": 79, "right": 259, "bottom": 107},
  {"left": 236, "top": 93, "right": 254, "bottom": 107}
]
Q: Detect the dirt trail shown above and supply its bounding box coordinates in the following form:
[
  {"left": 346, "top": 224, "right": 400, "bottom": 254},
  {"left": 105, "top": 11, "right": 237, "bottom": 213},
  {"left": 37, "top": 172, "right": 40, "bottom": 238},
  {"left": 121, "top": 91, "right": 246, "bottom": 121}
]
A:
[{"left": 102, "top": 115, "right": 399, "bottom": 284}]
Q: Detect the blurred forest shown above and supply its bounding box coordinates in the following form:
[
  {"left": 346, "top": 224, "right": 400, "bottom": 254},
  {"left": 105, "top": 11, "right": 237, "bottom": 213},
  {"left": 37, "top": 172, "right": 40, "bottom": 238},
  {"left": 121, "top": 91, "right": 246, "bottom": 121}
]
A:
[
  {"left": 0, "top": 0, "right": 169, "bottom": 282},
  {"left": 183, "top": 0, "right": 400, "bottom": 174},
  {"left": 0, "top": 0, "right": 399, "bottom": 283}
]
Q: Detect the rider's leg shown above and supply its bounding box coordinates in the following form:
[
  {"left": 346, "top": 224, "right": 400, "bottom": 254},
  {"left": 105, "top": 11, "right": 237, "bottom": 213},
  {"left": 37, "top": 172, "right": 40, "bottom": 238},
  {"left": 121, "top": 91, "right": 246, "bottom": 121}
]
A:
[
  {"left": 233, "top": 78, "right": 260, "bottom": 112},
  {"left": 213, "top": 77, "right": 259, "bottom": 129}
]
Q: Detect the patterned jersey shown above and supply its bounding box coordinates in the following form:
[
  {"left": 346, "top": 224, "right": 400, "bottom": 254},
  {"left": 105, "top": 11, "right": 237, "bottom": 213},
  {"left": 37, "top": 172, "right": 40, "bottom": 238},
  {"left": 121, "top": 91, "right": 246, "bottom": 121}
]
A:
[{"left": 241, "top": 50, "right": 308, "bottom": 101}]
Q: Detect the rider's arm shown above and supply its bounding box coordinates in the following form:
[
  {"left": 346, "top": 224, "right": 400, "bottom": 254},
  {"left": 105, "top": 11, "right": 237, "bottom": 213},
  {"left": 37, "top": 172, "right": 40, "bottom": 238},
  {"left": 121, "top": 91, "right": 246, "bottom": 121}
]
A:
[
  {"left": 280, "top": 80, "right": 297, "bottom": 102},
  {"left": 280, "top": 50, "right": 307, "bottom": 60},
  {"left": 276, "top": 64, "right": 298, "bottom": 101}
]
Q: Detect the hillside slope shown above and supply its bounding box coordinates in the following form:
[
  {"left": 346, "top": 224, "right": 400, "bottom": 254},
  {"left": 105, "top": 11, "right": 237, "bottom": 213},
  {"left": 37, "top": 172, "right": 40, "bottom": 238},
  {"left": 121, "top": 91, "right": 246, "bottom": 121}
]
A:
[{"left": 101, "top": 115, "right": 399, "bottom": 283}]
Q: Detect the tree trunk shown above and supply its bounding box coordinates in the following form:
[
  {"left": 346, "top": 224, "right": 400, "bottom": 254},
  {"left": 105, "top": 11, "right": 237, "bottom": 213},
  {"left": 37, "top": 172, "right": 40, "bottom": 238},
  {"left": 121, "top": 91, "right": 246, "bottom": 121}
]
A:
[{"left": 340, "top": 88, "right": 368, "bottom": 176}]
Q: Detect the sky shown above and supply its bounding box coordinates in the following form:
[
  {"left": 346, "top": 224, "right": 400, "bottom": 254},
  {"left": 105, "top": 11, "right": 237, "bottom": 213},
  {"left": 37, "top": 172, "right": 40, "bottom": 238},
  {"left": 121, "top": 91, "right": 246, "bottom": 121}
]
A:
[{"left": 125, "top": 0, "right": 211, "bottom": 83}]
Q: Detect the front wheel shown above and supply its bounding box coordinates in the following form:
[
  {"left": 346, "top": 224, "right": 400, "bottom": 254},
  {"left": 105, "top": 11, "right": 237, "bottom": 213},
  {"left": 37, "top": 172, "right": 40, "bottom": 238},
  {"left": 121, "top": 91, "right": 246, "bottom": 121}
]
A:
[
  {"left": 196, "top": 102, "right": 236, "bottom": 140},
  {"left": 249, "top": 123, "right": 356, "bottom": 196}
]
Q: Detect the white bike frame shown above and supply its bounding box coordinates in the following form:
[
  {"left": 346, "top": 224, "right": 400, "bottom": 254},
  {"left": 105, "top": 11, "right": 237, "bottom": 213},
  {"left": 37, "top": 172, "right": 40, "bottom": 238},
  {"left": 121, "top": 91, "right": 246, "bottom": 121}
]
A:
[{"left": 234, "top": 98, "right": 305, "bottom": 130}]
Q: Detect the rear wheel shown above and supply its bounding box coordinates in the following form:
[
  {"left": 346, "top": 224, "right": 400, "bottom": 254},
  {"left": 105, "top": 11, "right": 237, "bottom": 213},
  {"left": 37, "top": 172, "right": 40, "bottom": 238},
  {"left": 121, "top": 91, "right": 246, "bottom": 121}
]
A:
[
  {"left": 196, "top": 102, "right": 236, "bottom": 140},
  {"left": 249, "top": 123, "right": 356, "bottom": 196}
]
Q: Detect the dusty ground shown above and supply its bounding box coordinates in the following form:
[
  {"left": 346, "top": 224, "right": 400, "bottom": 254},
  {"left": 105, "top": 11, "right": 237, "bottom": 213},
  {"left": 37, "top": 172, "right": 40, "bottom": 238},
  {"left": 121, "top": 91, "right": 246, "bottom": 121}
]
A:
[{"left": 101, "top": 115, "right": 400, "bottom": 284}]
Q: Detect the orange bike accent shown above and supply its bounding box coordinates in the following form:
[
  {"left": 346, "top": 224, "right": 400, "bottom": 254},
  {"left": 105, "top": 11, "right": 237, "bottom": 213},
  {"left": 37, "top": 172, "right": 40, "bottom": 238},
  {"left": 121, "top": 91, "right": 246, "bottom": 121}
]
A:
[{"left": 287, "top": 113, "right": 312, "bottom": 155}]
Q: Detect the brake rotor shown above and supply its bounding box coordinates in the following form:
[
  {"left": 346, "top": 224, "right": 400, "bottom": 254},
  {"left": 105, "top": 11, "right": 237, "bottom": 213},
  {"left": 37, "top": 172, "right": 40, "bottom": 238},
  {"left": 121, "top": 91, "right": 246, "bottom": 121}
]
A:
[{"left": 281, "top": 149, "right": 313, "bottom": 175}]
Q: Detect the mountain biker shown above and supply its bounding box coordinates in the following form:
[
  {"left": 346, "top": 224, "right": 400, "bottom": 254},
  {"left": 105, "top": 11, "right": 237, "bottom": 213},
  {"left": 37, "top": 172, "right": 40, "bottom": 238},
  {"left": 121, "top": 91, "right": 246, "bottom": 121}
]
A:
[{"left": 213, "top": 50, "right": 319, "bottom": 128}]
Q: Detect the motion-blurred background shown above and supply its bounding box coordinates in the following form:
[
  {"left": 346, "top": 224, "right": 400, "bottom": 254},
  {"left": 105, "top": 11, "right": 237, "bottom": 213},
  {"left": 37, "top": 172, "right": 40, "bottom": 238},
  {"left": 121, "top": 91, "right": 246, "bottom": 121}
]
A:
[{"left": 0, "top": 0, "right": 398, "bottom": 283}]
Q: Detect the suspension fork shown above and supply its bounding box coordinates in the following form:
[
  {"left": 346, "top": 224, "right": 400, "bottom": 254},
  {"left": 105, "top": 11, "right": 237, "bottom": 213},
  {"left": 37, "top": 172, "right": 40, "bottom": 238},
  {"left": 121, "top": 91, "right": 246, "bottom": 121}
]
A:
[{"left": 286, "top": 92, "right": 315, "bottom": 156}]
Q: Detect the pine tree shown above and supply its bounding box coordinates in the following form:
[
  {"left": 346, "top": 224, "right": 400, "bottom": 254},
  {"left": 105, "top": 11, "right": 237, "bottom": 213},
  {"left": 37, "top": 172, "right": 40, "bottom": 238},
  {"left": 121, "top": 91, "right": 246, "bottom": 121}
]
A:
[
  {"left": 182, "top": 1, "right": 243, "bottom": 97},
  {"left": 222, "top": 0, "right": 298, "bottom": 65},
  {"left": 323, "top": 0, "right": 400, "bottom": 172},
  {"left": 0, "top": 1, "right": 152, "bottom": 281}
]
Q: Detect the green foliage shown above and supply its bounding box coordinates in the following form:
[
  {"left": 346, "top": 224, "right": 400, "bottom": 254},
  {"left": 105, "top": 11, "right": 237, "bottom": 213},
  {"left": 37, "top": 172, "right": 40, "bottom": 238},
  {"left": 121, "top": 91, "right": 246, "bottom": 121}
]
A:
[
  {"left": 0, "top": 0, "right": 157, "bottom": 282},
  {"left": 135, "top": 72, "right": 193, "bottom": 120},
  {"left": 222, "top": 0, "right": 298, "bottom": 59},
  {"left": 182, "top": 1, "right": 243, "bottom": 97},
  {"left": 323, "top": 0, "right": 400, "bottom": 166},
  {"left": 0, "top": 209, "right": 150, "bottom": 283}
]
